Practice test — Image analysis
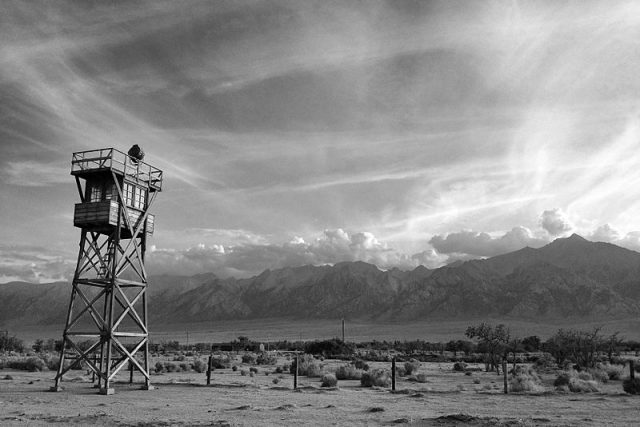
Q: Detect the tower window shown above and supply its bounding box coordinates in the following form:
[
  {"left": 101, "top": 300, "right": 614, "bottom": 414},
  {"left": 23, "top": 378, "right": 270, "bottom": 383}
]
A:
[
  {"left": 134, "top": 187, "right": 146, "bottom": 209},
  {"left": 124, "top": 183, "right": 134, "bottom": 207},
  {"left": 89, "top": 183, "right": 102, "bottom": 202}
]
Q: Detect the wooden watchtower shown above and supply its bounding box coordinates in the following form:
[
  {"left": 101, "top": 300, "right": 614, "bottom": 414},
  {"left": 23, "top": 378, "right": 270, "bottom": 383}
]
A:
[{"left": 51, "top": 147, "right": 163, "bottom": 395}]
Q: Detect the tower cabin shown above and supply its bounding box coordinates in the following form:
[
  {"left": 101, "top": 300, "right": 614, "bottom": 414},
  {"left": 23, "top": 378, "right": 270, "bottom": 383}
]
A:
[{"left": 71, "top": 148, "right": 163, "bottom": 239}]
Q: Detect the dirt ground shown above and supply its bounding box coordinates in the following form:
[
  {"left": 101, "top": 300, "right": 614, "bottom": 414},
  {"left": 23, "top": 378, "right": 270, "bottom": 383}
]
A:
[{"left": 2, "top": 360, "right": 640, "bottom": 426}]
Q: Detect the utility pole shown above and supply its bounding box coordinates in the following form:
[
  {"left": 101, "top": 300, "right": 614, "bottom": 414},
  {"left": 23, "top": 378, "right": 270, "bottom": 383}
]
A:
[{"left": 341, "top": 319, "right": 345, "bottom": 342}]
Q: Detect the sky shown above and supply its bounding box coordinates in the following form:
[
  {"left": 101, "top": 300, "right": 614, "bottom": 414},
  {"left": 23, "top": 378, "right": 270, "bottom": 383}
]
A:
[{"left": 3, "top": 0, "right": 640, "bottom": 283}]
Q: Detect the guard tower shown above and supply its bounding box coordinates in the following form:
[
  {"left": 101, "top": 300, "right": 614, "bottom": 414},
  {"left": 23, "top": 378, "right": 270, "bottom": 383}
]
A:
[{"left": 51, "top": 147, "right": 163, "bottom": 395}]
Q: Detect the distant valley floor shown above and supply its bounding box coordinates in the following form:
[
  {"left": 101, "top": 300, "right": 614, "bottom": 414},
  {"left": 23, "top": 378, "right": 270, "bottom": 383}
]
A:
[{"left": 9, "top": 317, "right": 640, "bottom": 345}]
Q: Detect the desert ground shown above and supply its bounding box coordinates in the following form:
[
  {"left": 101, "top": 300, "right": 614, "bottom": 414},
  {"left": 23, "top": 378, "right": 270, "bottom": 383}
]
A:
[{"left": 2, "top": 356, "right": 640, "bottom": 426}]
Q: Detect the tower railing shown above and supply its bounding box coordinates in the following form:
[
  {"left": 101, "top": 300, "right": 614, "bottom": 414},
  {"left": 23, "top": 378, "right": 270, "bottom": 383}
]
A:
[{"left": 71, "top": 148, "right": 163, "bottom": 191}]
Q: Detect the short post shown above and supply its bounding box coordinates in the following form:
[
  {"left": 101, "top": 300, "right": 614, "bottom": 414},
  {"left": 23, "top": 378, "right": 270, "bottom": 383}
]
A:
[
  {"left": 129, "top": 360, "right": 134, "bottom": 384},
  {"left": 631, "top": 360, "right": 635, "bottom": 380},
  {"left": 92, "top": 355, "right": 96, "bottom": 383},
  {"left": 391, "top": 357, "right": 396, "bottom": 391},
  {"left": 206, "top": 355, "right": 212, "bottom": 385},
  {"left": 502, "top": 360, "right": 508, "bottom": 394},
  {"left": 294, "top": 354, "right": 298, "bottom": 390}
]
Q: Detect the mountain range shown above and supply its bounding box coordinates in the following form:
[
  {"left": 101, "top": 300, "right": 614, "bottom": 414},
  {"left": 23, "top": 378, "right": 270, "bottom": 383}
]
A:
[{"left": 2, "top": 234, "right": 640, "bottom": 329}]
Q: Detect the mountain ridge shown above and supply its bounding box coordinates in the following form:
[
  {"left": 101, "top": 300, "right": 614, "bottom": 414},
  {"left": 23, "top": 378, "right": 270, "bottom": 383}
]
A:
[{"left": 2, "top": 234, "right": 640, "bottom": 327}]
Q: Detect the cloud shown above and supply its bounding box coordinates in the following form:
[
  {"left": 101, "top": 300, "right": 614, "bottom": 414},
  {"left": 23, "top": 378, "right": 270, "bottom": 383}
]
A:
[
  {"left": 146, "top": 228, "right": 436, "bottom": 278},
  {"left": 587, "top": 224, "right": 640, "bottom": 252},
  {"left": 0, "top": 245, "right": 75, "bottom": 283},
  {"left": 540, "top": 208, "right": 573, "bottom": 236},
  {"left": 3, "top": 160, "right": 69, "bottom": 187},
  {"left": 429, "top": 226, "right": 548, "bottom": 257},
  {"left": 589, "top": 224, "right": 620, "bottom": 243}
]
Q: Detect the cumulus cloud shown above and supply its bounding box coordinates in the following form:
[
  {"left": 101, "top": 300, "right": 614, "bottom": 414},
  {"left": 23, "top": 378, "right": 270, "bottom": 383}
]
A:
[
  {"left": 429, "top": 226, "right": 548, "bottom": 257},
  {"left": 146, "top": 228, "right": 436, "bottom": 278},
  {"left": 589, "top": 224, "right": 620, "bottom": 243},
  {"left": 587, "top": 225, "right": 640, "bottom": 252},
  {"left": 0, "top": 245, "right": 75, "bottom": 283},
  {"left": 540, "top": 208, "right": 573, "bottom": 236}
]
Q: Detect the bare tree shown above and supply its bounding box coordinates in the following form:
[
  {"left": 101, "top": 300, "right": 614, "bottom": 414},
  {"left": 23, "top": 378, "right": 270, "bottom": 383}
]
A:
[{"left": 465, "top": 323, "right": 510, "bottom": 374}]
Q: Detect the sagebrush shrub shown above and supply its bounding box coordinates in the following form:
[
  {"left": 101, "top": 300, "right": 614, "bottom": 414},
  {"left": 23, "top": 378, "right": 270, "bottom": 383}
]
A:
[
  {"left": 395, "top": 365, "right": 407, "bottom": 377},
  {"left": 361, "top": 369, "right": 391, "bottom": 387},
  {"left": 256, "top": 353, "right": 277, "bottom": 365},
  {"left": 353, "top": 359, "right": 369, "bottom": 371},
  {"left": 164, "top": 362, "right": 179, "bottom": 372},
  {"left": 7, "top": 357, "right": 46, "bottom": 372},
  {"left": 242, "top": 353, "right": 257, "bottom": 365},
  {"left": 453, "top": 362, "right": 467, "bottom": 372},
  {"left": 404, "top": 360, "right": 420, "bottom": 376},
  {"left": 554, "top": 372, "right": 570, "bottom": 387},
  {"left": 623, "top": 377, "right": 640, "bottom": 394},
  {"left": 154, "top": 361, "right": 164, "bottom": 373},
  {"left": 414, "top": 373, "right": 428, "bottom": 383},
  {"left": 587, "top": 367, "right": 608, "bottom": 384},
  {"left": 335, "top": 364, "right": 362, "bottom": 380},
  {"left": 598, "top": 363, "right": 624, "bottom": 381},
  {"left": 290, "top": 355, "right": 323, "bottom": 377},
  {"left": 240, "top": 369, "right": 249, "bottom": 376},
  {"left": 249, "top": 367, "right": 258, "bottom": 374},
  {"left": 568, "top": 378, "right": 599, "bottom": 392},
  {"left": 321, "top": 373, "right": 338, "bottom": 387},
  {"left": 193, "top": 359, "right": 207, "bottom": 373},
  {"left": 211, "top": 356, "right": 231, "bottom": 369},
  {"left": 509, "top": 366, "right": 544, "bottom": 393}
]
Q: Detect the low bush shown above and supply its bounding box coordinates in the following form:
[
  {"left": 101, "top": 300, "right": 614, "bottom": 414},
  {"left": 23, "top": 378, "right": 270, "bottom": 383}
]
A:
[
  {"left": 155, "top": 361, "right": 164, "bottom": 373},
  {"left": 164, "top": 362, "right": 180, "bottom": 372},
  {"left": 598, "top": 362, "right": 624, "bottom": 381},
  {"left": 587, "top": 367, "right": 608, "bottom": 384},
  {"left": 353, "top": 359, "right": 369, "bottom": 371},
  {"left": 211, "top": 356, "right": 231, "bottom": 369},
  {"left": 193, "top": 359, "right": 207, "bottom": 373},
  {"left": 232, "top": 365, "right": 238, "bottom": 372},
  {"left": 533, "top": 353, "right": 556, "bottom": 371},
  {"left": 249, "top": 367, "right": 258, "bottom": 374},
  {"left": 256, "top": 352, "right": 277, "bottom": 365},
  {"left": 361, "top": 369, "right": 391, "bottom": 388},
  {"left": 241, "top": 353, "right": 257, "bottom": 365},
  {"left": 404, "top": 360, "right": 421, "bottom": 376},
  {"left": 554, "top": 369, "right": 599, "bottom": 392},
  {"left": 568, "top": 378, "right": 599, "bottom": 393},
  {"left": 414, "top": 373, "right": 428, "bottom": 383},
  {"left": 6, "top": 357, "right": 46, "bottom": 372},
  {"left": 240, "top": 369, "right": 249, "bottom": 376},
  {"left": 554, "top": 372, "right": 570, "bottom": 388},
  {"left": 321, "top": 373, "right": 338, "bottom": 387},
  {"left": 623, "top": 377, "right": 640, "bottom": 394},
  {"left": 291, "top": 355, "right": 324, "bottom": 377},
  {"left": 335, "top": 364, "right": 363, "bottom": 380},
  {"left": 453, "top": 361, "right": 467, "bottom": 372},
  {"left": 395, "top": 365, "right": 407, "bottom": 377},
  {"left": 509, "top": 366, "right": 544, "bottom": 393}
]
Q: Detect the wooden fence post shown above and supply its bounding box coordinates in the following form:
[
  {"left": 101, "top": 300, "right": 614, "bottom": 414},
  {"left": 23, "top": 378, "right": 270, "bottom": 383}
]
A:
[
  {"left": 391, "top": 357, "right": 396, "bottom": 391},
  {"left": 206, "top": 355, "right": 212, "bottom": 385},
  {"left": 502, "top": 360, "right": 508, "bottom": 394},
  {"left": 294, "top": 354, "right": 298, "bottom": 390},
  {"left": 631, "top": 360, "right": 635, "bottom": 380}
]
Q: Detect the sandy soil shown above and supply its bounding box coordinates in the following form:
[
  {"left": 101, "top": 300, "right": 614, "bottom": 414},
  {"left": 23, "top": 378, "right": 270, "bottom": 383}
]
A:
[{"left": 1, "top": 361, "right": 639, "bottom": 426}]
